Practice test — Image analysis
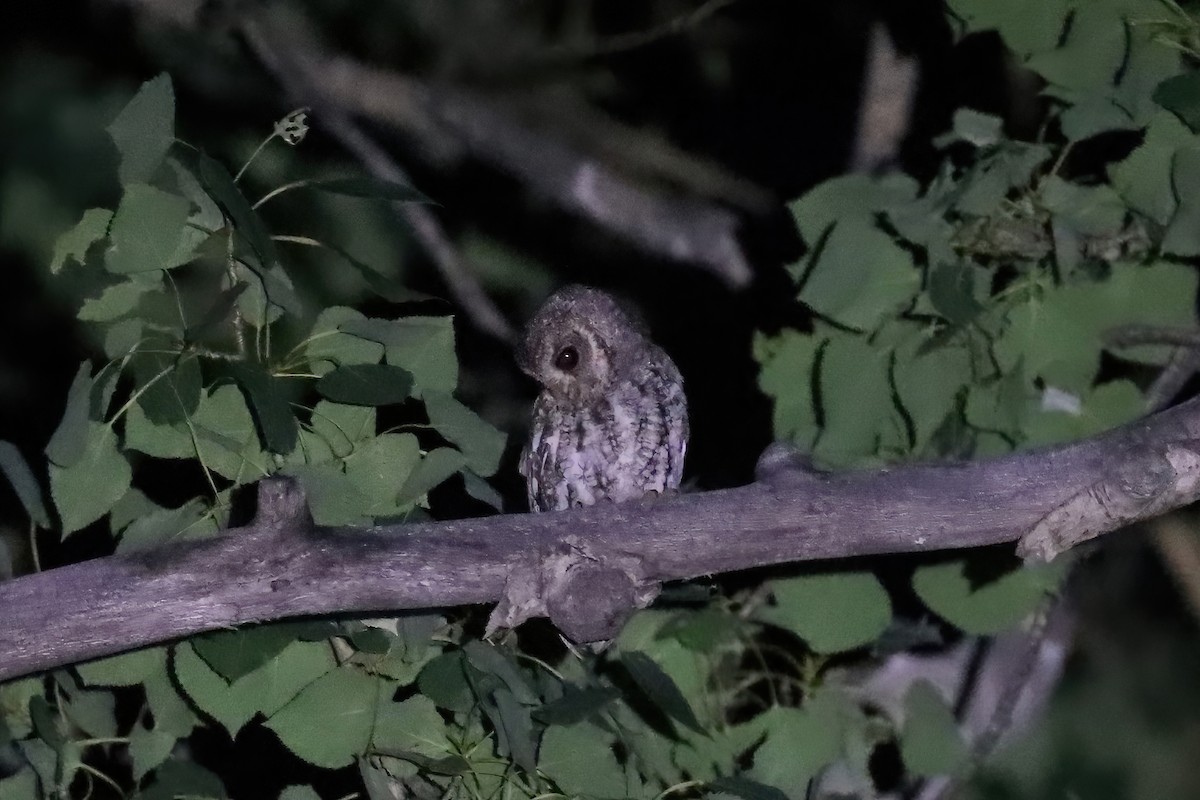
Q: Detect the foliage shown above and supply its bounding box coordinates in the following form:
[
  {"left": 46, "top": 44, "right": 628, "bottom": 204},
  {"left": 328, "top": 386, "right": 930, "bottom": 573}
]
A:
[{"left": 1, "top": 0, "right": 1200, "bottom": 798}]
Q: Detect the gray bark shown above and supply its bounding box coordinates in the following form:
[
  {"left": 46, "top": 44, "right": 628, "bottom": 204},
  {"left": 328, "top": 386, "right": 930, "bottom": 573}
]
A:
[{"left": 3, "top": 396, "right": 1200, "bottom": 680}]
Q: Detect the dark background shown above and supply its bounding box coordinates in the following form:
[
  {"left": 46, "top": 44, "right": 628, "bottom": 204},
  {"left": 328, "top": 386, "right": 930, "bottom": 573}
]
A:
[{"left": 1, "top": 1, "right": 1198, "bottom": 797}]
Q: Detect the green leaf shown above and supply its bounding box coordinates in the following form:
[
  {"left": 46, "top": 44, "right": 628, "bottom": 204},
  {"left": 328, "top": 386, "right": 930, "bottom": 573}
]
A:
[
  {"left": 124, "top": 401, "right": 192, "bottom": 460},
  {"left": 341, "top": 316, "right": 458, "bottom": 396},
  {"left": 49, "top": 422, "right": 131, "bottom": 536},
  {"left": 1026, "top": 6, "right": 1125, "bottom": 92},
  {"left": 539, "top": 723, "right": 627, "bottom": 800},
  {"left": 1110, "top": 111, "right": 1196, "bottom": 224},
  {"left": 462, "top": 470, "right": 503, "bottom": 510},
  {"left": 305, "top": 307, "right": 385, "bottom": 376},
  {"left": 754, "top": 331, "right": 819, "bottom": 447},
  {"left": 45, "top": 362, "right": 92, "bottom": 467},
  {"left": 900, "top": 681, "right": 968, "bottom": 775},
  {"left": 77, "top": 646, "right": 165, "bottom": 688},
  {"left": 78, "top": 279, "right": 159, "bottom": 322},
  {"left": 372, "top": 695, "right": 451, "bottom": 759},
  {"left": 307, "top": 401, "right": 375, "bottom": 459},
  {"left": 264, "top": 667, "right": 379, "bottom": 769},
  {"left": 418, "top": 652, "right": 474, "bottom": 713},
  {"left": 788, "top": 173, "right": 917, "bottom": 244},
  {"left": 815, "top": 334, "right": 905, "bottom": 465},
  {"left": 105, "top": 184, "right": 192, "bottom": 274},
  {"left": 798, "top": 220, "right": 920, "bottom": 331},
  {"left": 50, "top": 208, "right": 112, "bottom": 274},
  {"left": 396, "top": 447, "right": 466, "bottom": 505},
  {"left": 226, "top": 363, "right": 299, "bottom": 454},
  {"left": 0, "top": 441, "right": 49, "bottom": 527},
  {"left": 344, "top": 433, "right": 422, "bottom": 516},
  {"left": 894, "top": 342, "right": 972, "bottom": 454},
  {"left": 137, "top": 760, "right": 226, "bottom": 800},
  {"left": 117, "top": 498, "right": 218, "bottom": 553},
  {"left": 928, "top": 262, "right": 985, "bottom": 326},
  {"left": 0, "top": 768, "right": 38, "bottom": 799},
  {"left": 107, "top": 73, "right": 175, "bottom": 186},
  {"left": 747, "top": 694, "right": 848, "bottom": 799},
  {"left": 129, "top": 724, "right": 175, "bottom": 781},
  {"left": 61, "top": 681, "right": 118, "bottom": 738},
  {"left": 710, "top": 777, "right": 790, "bottom": 800},
  {"left": 317, "top": 364, "right": 414, "bottom": 406},
  {"left": 193, "top": 385, "right": 272, "bottom": 483},
  {"left": 534, "top": 686, "right": 620, "bottom": 725},
  {"left": 1023, "top": 380, "right": 1144, "bottom": 447},
  {"left": 950, "top": 108, "right": 1003, "bottom": 147},
  {"left": 756, "top": 571, "right": 891, "bottom": 653},
  {"left": 193, "top": 624, "right": 307, "bottom": 683},
  {"left": 174, "top": 639, "right": 336, "bottom": 737},
  {"left": 1162, "top": 146, "right": 1200, "bottom": 256},
  {"left": 424, "top": 392, "right": 506, "bottom": 476},
  {"left": 912, "top": 557, "right": 1067, "bottom": 634},
  {"left": 286, "top": 463, "right": 371, "bottom": 526},
  {"left": 945, "top": 0, "right": 1070, "bottom": 59},
  {"left": 196, "top": 153, "right": 278, "bottom": 272},
  {"left": 278, "top": 787, "right": 321, "bottom": 800},
  {"left": 464, "top": 642, "right": 539, "bottom": 704},
  {"left": 1039, "top": 177, "right": 1127, "bottom": 237},
  {"left": 132, "top": 349, "right": 202, "bottom": 425},
  {"left": 1155, "top": 72, "right": 1200, "bottom": 132},
  {"left": 103, "top": 318, "right": 143, "bottom": 359},
  {"left": 144, "top": 669, "right": 200, "bottom": 738},
  {"left": 307, "top": 176, "right": 431, "bottom": 204},
  {"left": 620, "top": 650, "right": 702, "bottom": 733},
  {"left": 485, "top": 688, "right": 537, "bottom": 771}
]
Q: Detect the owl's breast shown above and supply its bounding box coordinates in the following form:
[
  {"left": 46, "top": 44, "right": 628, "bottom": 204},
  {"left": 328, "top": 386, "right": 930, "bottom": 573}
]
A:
[{"left": 523, "top": 375, "right": 687, "bottom": 512}]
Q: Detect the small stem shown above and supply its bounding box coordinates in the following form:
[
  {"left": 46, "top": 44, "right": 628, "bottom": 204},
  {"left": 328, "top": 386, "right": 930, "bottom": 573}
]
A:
[
  {"left": 254, "top": 179, "right": 311, "bottom": 210},
  {"left": 76, "top": 763, "right": 126, "bottom": 800},
  {"left": 234, "top": 132, "right": 278, "bottom": 183},
  {"left": 76, "top": 737, "right": 131, "bottom": 747},
  {"left": 653, "top": 780, "right": 704, "bottom": 800},
  {"left": 28, "top": 522, "right": 40, "bottom": 573},
  {"left": 226, "top": 233, "right": 248, "bottom": 359},
  {"left": 107, "top": 357, "right": 191, "bottom": 427}
]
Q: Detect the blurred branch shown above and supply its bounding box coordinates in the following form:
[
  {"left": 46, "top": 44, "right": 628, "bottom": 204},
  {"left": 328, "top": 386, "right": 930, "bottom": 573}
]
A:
[
  {"left": 899, "top": 593, "right": 1075, "bottom": 800},
  {"left": 241, "top": 19, "right": 517, "bottom": 344},
  {"left": 194, "top": 0, "right": 758, "bottom": 288},
  {"left": 1151, "top": 515, "right": 1200, "bottom": 624},
  {"left": 6, "top": 395, "right": 1200, "bottom": 679},
  {"left": 528, "top": 0, "right": 744, "bottom": 66},
  {"left": 851, "top": 22, "right": 918, "bottom": 173},
  {"left": 1109, "top": 323, "right": 1200, "bottom": 626}
]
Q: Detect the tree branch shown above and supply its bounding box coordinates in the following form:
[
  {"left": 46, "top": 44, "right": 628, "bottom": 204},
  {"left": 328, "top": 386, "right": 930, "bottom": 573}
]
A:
[{"left": 4, "top": 396, "right": 1200, "bottom": 680}]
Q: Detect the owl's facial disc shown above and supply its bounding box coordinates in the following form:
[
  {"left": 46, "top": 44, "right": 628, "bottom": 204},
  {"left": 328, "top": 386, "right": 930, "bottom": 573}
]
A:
[
  {"left": 536, "top": 330, "right": 610, "bottom": 400},
  {"left": 518, "top": 285, "right": 639, "bottom": 400}
]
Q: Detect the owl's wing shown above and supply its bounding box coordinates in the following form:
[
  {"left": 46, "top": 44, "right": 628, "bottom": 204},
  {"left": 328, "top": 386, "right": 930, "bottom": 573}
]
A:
[{"left": 521, "top": 394, "right": 556, "bottom": 512}]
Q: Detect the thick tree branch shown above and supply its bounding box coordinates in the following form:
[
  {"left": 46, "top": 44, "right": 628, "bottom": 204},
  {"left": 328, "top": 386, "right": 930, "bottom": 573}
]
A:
[{"left": 4, "top": 397, "right": 1200, "bottom": 680}]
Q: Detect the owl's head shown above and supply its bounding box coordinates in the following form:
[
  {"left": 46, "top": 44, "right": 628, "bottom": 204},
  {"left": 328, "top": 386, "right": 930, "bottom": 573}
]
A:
[{"left": 517, "top": 285, "right": 648, "bottom": 400}]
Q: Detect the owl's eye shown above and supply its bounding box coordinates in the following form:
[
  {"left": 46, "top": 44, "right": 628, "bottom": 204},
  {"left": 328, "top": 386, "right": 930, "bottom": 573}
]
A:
[{"left": 554, "top": 346, "right": 580, "bottom": 372}]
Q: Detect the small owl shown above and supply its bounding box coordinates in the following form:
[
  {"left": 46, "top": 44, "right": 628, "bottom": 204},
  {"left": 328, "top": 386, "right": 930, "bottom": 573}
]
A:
[{"left": 517, "top": 285, "right": 688, "bottom": 512}]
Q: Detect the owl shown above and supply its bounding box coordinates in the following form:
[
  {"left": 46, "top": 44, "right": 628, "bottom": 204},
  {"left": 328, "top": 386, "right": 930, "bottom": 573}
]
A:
[{"left": 517, "top": 285, "right": 688, "bottom": 512}]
